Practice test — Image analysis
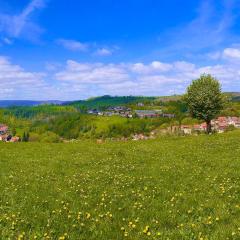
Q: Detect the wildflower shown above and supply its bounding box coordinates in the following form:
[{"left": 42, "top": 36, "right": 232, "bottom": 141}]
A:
[{"left": 143, "top": 225, "right": 150, "bottom": 234}]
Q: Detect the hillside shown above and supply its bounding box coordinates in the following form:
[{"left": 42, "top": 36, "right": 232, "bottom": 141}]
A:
[
  {"left": 68, "top": 95, "right": 156, "bottom": 109},
  {"left": 1, "top": 131, "right": 240, "bottom": 239},
  {"left": 1, "top": 92, "right": 239, "bottom": 109}
]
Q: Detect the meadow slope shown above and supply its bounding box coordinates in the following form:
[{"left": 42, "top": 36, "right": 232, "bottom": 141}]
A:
[{"left": 1, "top": 132, "right": 240, "bottom": 239}]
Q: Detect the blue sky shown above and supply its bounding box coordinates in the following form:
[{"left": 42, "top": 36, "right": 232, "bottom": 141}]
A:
[{"left": 0, "top": 0, "right": 240, "bottom": 100}]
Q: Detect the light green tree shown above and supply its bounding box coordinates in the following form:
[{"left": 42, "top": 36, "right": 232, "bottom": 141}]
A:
[{"left": 185, "top": 74, "right": 224, "bottom": 134}]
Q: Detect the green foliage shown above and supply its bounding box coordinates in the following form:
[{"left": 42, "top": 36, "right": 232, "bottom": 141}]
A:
[
  {"left": 45, "top": 114, "right": 96, "bottom": 139},
  {"left": 4, "top": 105, "right": 77, "bottom": 119},
  {"left": 11, "top": 127, "right": 16, "bottom": 136},
  {"left": 1, "top": 131, "right": 240, "bottom": 239},
  {"left": 40, "top": 131, "right": 61, "bottom": 143},
  {"left": 1, "top": 91, "right": 239, "bottom": 141},
  {"left": 69, "top": 95, "right": 156, "bottom": 109},
  {"left": 104, "top": 118, "right": 168, "bottom": 138},
  {"left": 185, "top": 74, "right": 225, "bottom": 132},
  {"left": 22, "top": 132, "right": 29, "bottom": 142}
]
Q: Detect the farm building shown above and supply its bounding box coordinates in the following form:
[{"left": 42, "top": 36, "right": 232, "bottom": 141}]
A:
[
  {"left": 135, "top": 110, "right": 162, "bottom": 118},
  {"left": 0, "top": 124, "right": 8, "bottom": 135}
]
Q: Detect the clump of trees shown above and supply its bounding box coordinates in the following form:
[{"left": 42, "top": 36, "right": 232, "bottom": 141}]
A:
[
  {"left": 185, "top": 74, "right": 225, "bottom": 134},
  {"left": 22, "top": 132, "right": 29, "bottom": 142}
]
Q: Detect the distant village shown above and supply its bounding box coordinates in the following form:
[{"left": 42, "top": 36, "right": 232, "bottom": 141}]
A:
[
  {"left": 1, "top": 111, "right": 240, "bottom": 142},
  {"left": 132, "top": 116, "right": 240, "bottom": 141},
  {"left": 171, "top": 116, "right": 240, "bottom": 135},
  {"left": 87, "top": 103, "right": 175, "bottom": 119}
]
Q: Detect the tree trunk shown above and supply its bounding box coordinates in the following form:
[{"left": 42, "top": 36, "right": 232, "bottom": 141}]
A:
[{"left": 206, "top": 120, "right": 211, "bottom": 134}]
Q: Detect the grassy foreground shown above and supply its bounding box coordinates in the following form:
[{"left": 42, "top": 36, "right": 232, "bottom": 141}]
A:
[{"left": 1, "top": 132, "right": 240, "bottom": 240}]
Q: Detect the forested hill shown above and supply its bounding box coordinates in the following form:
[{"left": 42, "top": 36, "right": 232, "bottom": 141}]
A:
[
  {"left": 1, "top": 93, "right": 239, "bottom": 109},
  {"left": 67, "top": 95, "right": 156, "bottom": 109}
]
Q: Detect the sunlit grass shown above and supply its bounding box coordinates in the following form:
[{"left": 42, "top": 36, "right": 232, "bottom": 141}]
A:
[{"left": 1, "top": 131, "right": 240, "bottom": 239}]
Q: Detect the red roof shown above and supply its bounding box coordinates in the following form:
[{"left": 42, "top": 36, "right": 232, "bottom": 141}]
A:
[
  {"left": 231, "top": 117, "right": 240, "bottom": 123},
  {"left": 0, "top": 125, "right": 8, "bottom": 132},
  {"left": 181, "top": 125, "right": 191, "bottom": 129},
  {"left": 218, "top": 116, "right": 227, "bottom": 122}
]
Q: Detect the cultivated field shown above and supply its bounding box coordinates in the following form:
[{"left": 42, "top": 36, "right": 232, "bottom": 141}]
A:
[{"left": 1, "top": 132, "right": 240, "bottom": 239}]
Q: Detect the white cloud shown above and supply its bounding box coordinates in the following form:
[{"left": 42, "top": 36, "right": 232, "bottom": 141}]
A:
[
  {"left": 55, "top": 60, "right": 129, "bottom": 84},
  {"left": 53, "top": 57, "right": 240, "bottom": 98},
  {"left": 57, "top": 39, "right": 89, "bottom": 51},
  {"left": 130, "top": 61, "right": 172, "bottom": 74},
  {"left": 0, "top": 0, "right": 46, "bottom": 42},
  {"left": 206, "top": 51, "right": 222, "bottom": 60},
  {"left": 0, "top": 56, "right": 50, "bottom": 99},
  {"left": 206, "top": 47, "right": 240, "bottom": 61},
  {"left": 1, "top": 52, "right": 240, "bottom": 100},
  {"left": 95, "top": 48, "right": 112, "bottom": 56},
  {"left": 223, "top": 48, "right": 240, "bottom": 59}
]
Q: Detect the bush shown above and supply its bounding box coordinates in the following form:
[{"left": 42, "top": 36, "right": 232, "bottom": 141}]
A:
[{"left": 40, "top": 131, "right": 61, "bottom": 143}]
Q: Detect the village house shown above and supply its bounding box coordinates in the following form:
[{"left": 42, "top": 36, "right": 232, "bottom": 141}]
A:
[
  {"left": 168, "top": 116, "right": 240, "bottom": 135},
  {"left": 162, "top": 113, "right": 175, "bottom": 118},
  {"left": 87, "top": 109, "right": 100, "bottom": 115},
  {"left": 135, "top": 110, "right": 161, "bottom": 118},
  {"left": 0, "top": 124, "right": 8, "bottom": 135},
  {"left": 181, "top": 125, "right": 192, "bottom": 135},
  {"left": 10, "top": 136, "right": 20, "bottom": 142},
  {"left": 190, "top": 116, "right": 240, "bottom": 134},
  {"left": 0, "top": 124, "right": 19, "bottom": 142},
  {"left": 0, "top": 134, "right": 12, "bottom": 142},
  {"left": 137, "top": 102, "right": 144, "bottom": 107},
  {"left": 104, "top": 106, "right": 132, "bottom": 117},
  {"left": 193, "top": 123, "right": 207, "bottom": 132},
  {"left": 211, "top": 116, "right": 240, "bottom": 133}
]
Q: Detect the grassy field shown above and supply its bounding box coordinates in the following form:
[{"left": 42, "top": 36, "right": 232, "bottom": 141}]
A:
[{"left": 1, "top": 132, "right": 240, "bottom": 239}]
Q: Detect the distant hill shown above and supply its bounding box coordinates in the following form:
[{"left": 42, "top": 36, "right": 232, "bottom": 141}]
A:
[
  {"left": 228, "top": 92, "right": 240, "bottom": 102},
  {"left": 0, "top": 100, "right": 66, "bottom": 108},
  {"left": 68, "top": 95, "right": 156, "bottom": 109},
  {"left": 1, "top": 92, "right": 239, "bottom": 108},
  {"left": 155, "top": 95, "right": 182, "bottom": 102}
]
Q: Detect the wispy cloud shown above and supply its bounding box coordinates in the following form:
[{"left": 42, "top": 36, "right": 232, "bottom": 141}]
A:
[
  {"left": 157, "top": 0, "right": 240, "bottom": 58},
  {"left": 56, "top": 39, "right": 89, "bottom": 51},
  {"left": 223, "top": 47, "right": 240, "bottom": 59},
  {"left": 0, "top": 0, "right": 46, "bottom": 42},
  {"left": 1, "top": 51, "right": 240, "bottom": 100},
  {"left": 0, "top": 55, "right": 50, "bottom": 99},
  {"left": 57, "top": 39, "right": 116, "bottom": 57},
  {"left": 95, "top": 48, "right": 113, "bottom": 56}
]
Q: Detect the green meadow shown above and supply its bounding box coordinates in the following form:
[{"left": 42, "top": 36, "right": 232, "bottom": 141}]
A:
[{"left": 1, "top": 131, "right": 240, "bottom": 239}]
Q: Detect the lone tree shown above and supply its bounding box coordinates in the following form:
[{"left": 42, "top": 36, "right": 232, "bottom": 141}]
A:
[{"left": 185, "top": 74, "right": 224, "bottom": 134}]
